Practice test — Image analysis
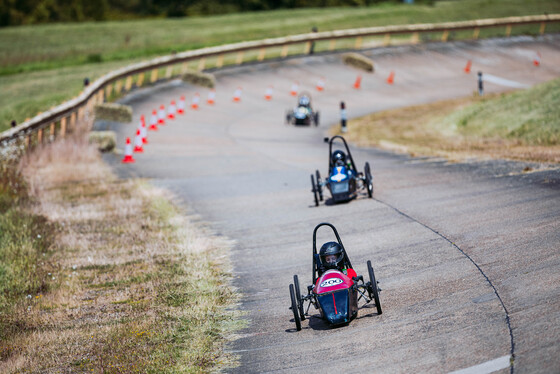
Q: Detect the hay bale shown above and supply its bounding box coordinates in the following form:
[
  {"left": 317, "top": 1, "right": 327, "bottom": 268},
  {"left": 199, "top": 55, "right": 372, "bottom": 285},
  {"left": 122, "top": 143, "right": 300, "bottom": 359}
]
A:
[
  {"left": 94, "top": 103, "right": 132, "bottom": 123},
  {"left": 181, "top": 71, "right": 216, "bottom": 88},
  {"left": 89, "top": 131, "right": 116, "bottom": 153},
  {"left": 342, "top": 53, "right": 374, "bottom": 73}
]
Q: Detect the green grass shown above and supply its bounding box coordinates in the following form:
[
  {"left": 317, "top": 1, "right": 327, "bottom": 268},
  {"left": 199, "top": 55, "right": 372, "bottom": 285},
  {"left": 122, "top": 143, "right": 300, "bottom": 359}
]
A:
[
  {"left": 343, "top": 78, "right": 560, "bottom": 162},
  {"left": 2, "top": 0, "right": 558, "bottom": 74},
  {"left": 435, "top": 78, "right": 560, "bottom": 145},
  {"left": 0, "top": 147, "right": 55, "bottom": 340},
  {"left": 1, "top": 0, "right": 559, "bottom": 132}
]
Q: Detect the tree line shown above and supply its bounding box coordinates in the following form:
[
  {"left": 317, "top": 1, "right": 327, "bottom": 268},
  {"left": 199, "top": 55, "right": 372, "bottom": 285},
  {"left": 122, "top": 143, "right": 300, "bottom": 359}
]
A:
[{"left": 0, "top": 0, "right": 406, "bottom": 27}]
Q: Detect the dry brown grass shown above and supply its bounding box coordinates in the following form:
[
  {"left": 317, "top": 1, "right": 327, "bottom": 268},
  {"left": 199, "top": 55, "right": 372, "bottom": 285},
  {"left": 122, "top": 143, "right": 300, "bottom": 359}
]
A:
[
  {"left": 1, "top": 128, "right": 242, "bottom": 373},
  {"left": 338, "top": 94, "right": 560, "bottom": 164}
]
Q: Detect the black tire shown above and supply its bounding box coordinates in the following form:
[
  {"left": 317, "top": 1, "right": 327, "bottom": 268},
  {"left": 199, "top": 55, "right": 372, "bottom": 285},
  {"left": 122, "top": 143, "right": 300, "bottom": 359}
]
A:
[
  {"left": 311, "top": 174, "right": 319, "bottom": 207},
  {"left": 315, "top": 170, "right": 323, "bottom": 201},
  {"left": 314, "top": 112, "right": 320, "bottom": 126},
  {"left": 367, "top": 260, "right": 382, "bottom": 315},
  {"left": 289, "top": 284, "right": 302, "bottom": 331},
  {"left": 365, "top": 162, "right": 373, "bottom": 198},
  {"left": 293, "top": 275, "right": 305, "bottom": 321},
  {"left": 285, "top": 111, "right": 292, "bottom": 125}
]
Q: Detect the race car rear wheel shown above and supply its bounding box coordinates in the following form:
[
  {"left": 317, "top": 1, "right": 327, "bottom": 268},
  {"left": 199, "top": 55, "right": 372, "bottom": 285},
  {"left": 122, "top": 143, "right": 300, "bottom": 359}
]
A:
[
  {"left": 365, "top": 162, "right": 373, "bottom": 198},
  {"left": 367, "top": 260, "right": 382, "bottom": 315},
  {"left": 289, "top": 284, "right": 302, "bottom": 331},
  {"left": 311, "top": 174, "right": 319, "bottom": 207},
  {"left": 315, "top": 170, "right": 323, "bottom": 201},
  {"left": 314, "top": 112, "right": 320, "bottom": 126},
  {"left": 293, "top": 274, "right": 306, "bottom": 321}
]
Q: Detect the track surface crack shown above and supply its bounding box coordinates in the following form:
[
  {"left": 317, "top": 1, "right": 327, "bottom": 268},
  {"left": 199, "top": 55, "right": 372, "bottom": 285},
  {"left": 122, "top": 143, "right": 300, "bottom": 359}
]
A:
[{"left": 373, "top": 197, "right": 515, "bottom": 373}]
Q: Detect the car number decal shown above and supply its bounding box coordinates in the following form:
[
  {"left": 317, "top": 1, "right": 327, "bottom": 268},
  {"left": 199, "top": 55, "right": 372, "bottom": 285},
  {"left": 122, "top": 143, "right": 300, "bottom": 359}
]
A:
[{"left": 320, "top": 278, "right": 343, "bottom": 288}]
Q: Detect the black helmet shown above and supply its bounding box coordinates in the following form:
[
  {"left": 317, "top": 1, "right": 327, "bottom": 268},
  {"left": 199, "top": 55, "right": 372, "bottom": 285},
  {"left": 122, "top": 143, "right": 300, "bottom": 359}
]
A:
[
  {"left": 319, "top": 242, "right": 344, "bottom": 270},
  {"left": 332, "top": 150, "right": 346, "bottom": 166}
]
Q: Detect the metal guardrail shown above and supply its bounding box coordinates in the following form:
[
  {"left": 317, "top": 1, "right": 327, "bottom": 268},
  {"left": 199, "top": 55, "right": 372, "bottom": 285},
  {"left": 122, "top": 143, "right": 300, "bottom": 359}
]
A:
[{"left": 1, "top": 14, "right": 559, "bottom": 148}]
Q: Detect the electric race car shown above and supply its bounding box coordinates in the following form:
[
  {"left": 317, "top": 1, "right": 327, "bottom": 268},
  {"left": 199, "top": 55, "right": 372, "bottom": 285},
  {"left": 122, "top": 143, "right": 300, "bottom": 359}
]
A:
[
  {"left": 289, "top": 223, "right": 382, "bottom": 331},
  {"left": 286, "top": 92, "right": 319, "bottom": 126},
  {"left": 310, "top": 136, "right": 373, "bottom": 206}
]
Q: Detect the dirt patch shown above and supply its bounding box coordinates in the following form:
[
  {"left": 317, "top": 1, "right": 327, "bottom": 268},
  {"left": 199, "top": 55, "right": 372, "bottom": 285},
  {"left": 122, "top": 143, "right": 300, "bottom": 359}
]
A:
[{"left": 0, "top": 130, "right": 243, "bottom": 373}]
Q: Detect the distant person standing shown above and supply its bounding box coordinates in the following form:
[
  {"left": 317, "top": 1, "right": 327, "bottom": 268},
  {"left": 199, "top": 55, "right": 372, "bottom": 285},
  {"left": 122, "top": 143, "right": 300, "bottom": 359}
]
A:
[
  {"left": 478, "top": 71, "right": 484, "bottom": 96},
  {"left": 309, "top": 26, "right": 318, "bottom": 55}
]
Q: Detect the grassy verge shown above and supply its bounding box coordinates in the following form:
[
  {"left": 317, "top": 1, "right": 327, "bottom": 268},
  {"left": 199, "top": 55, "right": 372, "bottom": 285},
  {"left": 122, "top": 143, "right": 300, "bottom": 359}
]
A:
[
  {"left": 0, "top": 129, "right": 243, "bottom": 373},
  {"left": 2, "top": 0, "right": 560, "bottom": 131},
  {"left": 338, "top": 77, "right": 560, "bottom": 163}
]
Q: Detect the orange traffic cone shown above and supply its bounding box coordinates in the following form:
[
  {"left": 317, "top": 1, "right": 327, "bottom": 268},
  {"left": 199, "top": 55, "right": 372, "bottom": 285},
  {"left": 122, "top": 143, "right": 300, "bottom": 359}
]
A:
[
  {"left": 140, "top": 121, "right": 148, "bottom": 144},
  {"left": 207, "top": 90, "right": 216, "bottom": 105},
  {"left": 386, "top": 71, "right": 395, "bottom": 85},
  {"left": 533, "top": 52, "right": 541, "bottom": 66},
  {"left": 191, "top": 93, "right": 200, "bottom": 109},
  {"left": 177, "top": 96, "right": 186, "bottom": 114},
  {"left": 290, "top": 82, "right": 299, "bottom": 96},
  {"left": 167, "top": 101, "right": 176, "bottom": 119},
  {"left": 353, "top": 75, "right": 362, "bottom": 89},
  {"left": 265, "top": 86, "right": 273, "bottom": 100},
  {"left": 316, "top": 77, "right": 325, "bottom": 91},
  {"left": 464, "top": 60, "right": 472, "bottom": 73},
  {"left": 158, "top": 105, "right": 166, "bottom": 125},
  {"left": 133, "top": 129, "right": 144, "bottom": 153},
  {"left": 121, "top": 137, "right": 135, "bottom": 163},
  {"left": 233, "top": 87, "right": 242, "bottom": 102},
  {"left": 149, "top": 110, "right": 158, "bottom": 131}
]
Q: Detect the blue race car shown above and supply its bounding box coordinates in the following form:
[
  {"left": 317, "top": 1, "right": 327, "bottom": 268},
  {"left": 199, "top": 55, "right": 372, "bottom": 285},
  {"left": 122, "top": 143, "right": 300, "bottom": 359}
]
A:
[{"left": 311, "top": 136, "right": 373, "bottom": 206}]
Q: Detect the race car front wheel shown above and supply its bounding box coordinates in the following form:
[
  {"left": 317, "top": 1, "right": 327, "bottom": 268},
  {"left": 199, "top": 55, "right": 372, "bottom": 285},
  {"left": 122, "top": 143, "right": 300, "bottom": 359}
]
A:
[
  {"left": 365, "top": 162, "right": 373, "bottom": 198},
  {"left": 293, "top": 274, "right": 305, "bottom": 321},
  {"left": 315, "top": 170, "right": 323, "bottom": 201},
  {"left": 310, "top": 174, "right": 319, "bottom": 207},
  {"left": 289, "top": 284, "right": 302, "bottom": 331},
  {"left": 367, "top": 260, "right": 382, "bottom": 315}
]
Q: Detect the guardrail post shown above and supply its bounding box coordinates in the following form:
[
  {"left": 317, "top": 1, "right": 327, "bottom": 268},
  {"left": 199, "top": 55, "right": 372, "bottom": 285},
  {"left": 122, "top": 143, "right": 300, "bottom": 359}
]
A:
[
  {"left": 441, "top": 30, "right": 449, "bottom": 42},
  {"left": 258, "top": 48, "right": 266, "bottom": 61},
  {"left": 49, "top": 122, "right": 55, "bottom": 141},
  {"left": 304, "top": 42, "right": 312, "bottom": 54},
  {"left": 150, "top": 69, "right": 158, "bottom": 83},
  {"left": 165, "top": 65, "right": 173, "bottom": 79},
  {"left": 98, "top": 89, "right": 104, "bottom": 104},
  {"left": 281, "top": 45, "right": 289, "bottom": 58},
  {"left": 540, "top": 22, "right": 546, "bottom": 34},
  {"left": 137, "top": 73, "right": 145, "bottom": 87},
  {"left": 505, "top": 24, "right": 512, "bottom": 37},
  {"left": 181, "top": 62, "right": 189, "bottom": 74},
  {"left": 198, "top": 58, "right": 206, "bottom": 71},
  {"left": 217, "top": 54, "right": 224, "bottom": 68},
  {"left": 115, "top": 80, "right": 123, "bottom": 95},
  {"left": 25, "top": 134, "right": 30, "bottom": 149},
  {"left": 37, "top": 128, "right": 43, "bottom": 145},
  {"left": 125, "top": 76, "right": 132, "bottom": 91},
  {"left": 473, "top": 27, "right": 480, "bottom": 39},
  {"left": 328, "top": 39, "right": 336, "bottom": 51},
  {"left": 60, "top": 117, "right": 67, "bottom": 138},
  {"left": 236, "top": 51, "right": 244, "bottom": 65},
  {"left": 410, "top": 32, "right": 419, "bottom": 44},
  {"left": 383, "top": 34, "right": 391, "bottom": 46},
  {"left": 106, "top": 84, "right": 113, "bottom": 99},
  {"left": 355, "top": 37, "right": 363, "bottom": 49}
]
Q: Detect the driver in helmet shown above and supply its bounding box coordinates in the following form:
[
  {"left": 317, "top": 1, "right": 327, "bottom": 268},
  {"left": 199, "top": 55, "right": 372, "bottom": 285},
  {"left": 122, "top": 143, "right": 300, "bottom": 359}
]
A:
[
  {"left": 331, "top": 150, "right": 354, "bottom": 176},
  {"left": 298, "top": 95, "right": 310, "bottom": 107},
  {"left": 318, "top": 241, "right": 357, "bottom": 280}
]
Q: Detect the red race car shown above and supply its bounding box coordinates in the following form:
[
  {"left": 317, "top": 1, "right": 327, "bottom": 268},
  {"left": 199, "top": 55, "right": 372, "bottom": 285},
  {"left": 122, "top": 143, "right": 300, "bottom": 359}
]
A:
[{"left": 289, "top": 223, "right": 382, "bottom": 331}]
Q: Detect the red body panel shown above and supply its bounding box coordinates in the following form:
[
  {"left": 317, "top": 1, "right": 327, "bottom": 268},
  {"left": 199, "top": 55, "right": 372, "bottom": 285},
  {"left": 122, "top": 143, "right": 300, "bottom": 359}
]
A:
[{"left": 315, "top": 270, "right": 353, "bottom": 294}]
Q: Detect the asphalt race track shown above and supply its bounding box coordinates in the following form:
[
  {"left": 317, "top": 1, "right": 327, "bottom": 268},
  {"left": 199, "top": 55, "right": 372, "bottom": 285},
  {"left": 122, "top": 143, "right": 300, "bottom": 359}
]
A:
[{"left": 104, "top": 35, "right": 560, "bottom": 373}]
